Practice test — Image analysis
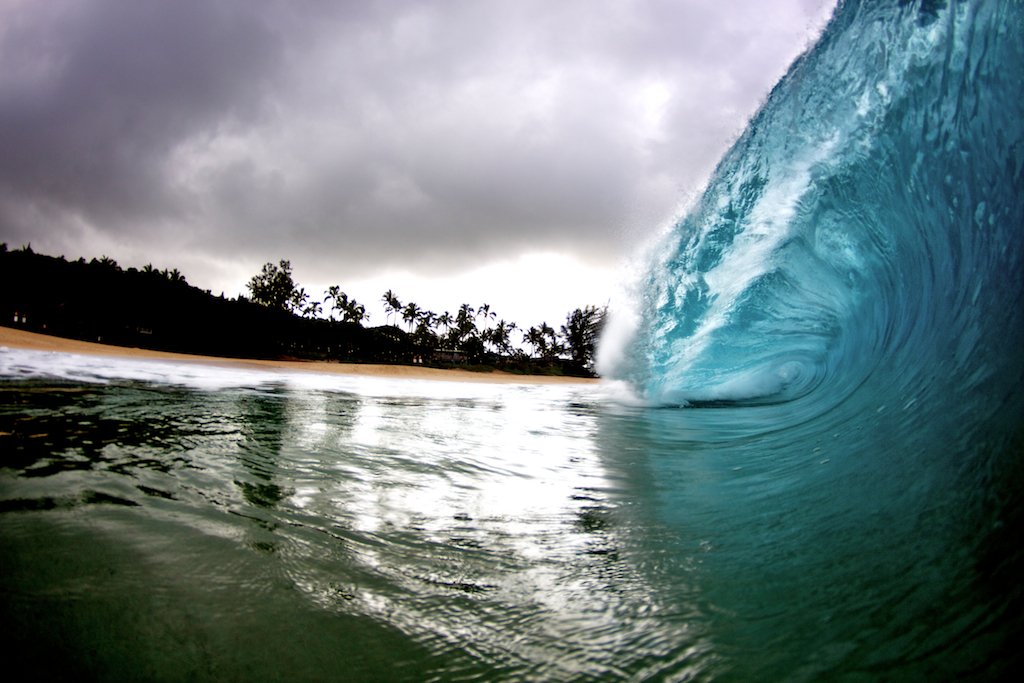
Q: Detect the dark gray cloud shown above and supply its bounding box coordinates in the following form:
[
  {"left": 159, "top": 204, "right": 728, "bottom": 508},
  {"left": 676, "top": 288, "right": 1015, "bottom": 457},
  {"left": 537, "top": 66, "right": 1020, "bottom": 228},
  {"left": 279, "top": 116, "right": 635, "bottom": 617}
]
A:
[
  {"left": 0, "top": 0, "right": 281, "bottom": 225},
  {"left": 0, "top": 0, "right": 835, "bottom": 293}
]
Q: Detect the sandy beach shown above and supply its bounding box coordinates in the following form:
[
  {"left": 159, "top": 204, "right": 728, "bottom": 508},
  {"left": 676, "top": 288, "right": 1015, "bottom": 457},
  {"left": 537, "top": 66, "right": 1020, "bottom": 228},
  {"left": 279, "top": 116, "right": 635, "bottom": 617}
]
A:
[{"left": 0, "top": 326, "right": 598, "bottom": 385}]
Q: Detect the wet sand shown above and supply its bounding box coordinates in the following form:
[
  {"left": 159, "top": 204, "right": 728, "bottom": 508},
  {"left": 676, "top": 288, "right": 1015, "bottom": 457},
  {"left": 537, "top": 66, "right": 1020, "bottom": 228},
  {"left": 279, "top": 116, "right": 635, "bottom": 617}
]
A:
[{"left": 0, "top": 326, "right": 598, "bottom": 385}]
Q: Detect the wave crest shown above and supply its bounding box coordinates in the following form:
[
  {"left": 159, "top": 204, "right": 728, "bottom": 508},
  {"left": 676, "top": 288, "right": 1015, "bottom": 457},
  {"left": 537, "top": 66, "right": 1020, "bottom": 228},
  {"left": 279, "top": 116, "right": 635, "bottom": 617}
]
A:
[{"left": 602, "top": 0, "right": 1024, "bottom": 414}]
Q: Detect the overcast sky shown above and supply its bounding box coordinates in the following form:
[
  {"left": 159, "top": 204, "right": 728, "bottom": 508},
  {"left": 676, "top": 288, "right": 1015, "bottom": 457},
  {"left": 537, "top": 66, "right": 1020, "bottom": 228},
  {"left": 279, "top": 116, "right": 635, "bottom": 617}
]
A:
[{"left": 0, "top": 0, "right": 835, "bottom": 327}]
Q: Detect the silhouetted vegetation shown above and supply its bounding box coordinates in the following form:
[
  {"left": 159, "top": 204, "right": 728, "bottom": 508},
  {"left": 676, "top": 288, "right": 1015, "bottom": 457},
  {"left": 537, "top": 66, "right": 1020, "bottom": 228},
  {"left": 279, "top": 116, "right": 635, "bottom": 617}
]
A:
[{"left": 0, "top": 245, "right": 606, "bottom": 376}]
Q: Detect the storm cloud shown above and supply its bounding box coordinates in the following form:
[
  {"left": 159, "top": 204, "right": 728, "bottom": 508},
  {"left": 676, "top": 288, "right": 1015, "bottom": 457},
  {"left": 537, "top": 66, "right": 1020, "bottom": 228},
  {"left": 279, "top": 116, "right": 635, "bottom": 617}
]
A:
[{"left": 0, "top": 0, "right": 835, "bottom": 296}]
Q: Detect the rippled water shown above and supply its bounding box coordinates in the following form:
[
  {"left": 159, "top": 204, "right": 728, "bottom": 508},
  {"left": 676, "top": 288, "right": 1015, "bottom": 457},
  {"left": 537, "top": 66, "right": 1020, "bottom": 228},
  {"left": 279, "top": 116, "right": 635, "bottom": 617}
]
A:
[
  {"left": 0, "top": 351, "right": 687, "bottom": 680},
  {"left": 1, "top": 348, "right": 1020, "bottom": 680}
]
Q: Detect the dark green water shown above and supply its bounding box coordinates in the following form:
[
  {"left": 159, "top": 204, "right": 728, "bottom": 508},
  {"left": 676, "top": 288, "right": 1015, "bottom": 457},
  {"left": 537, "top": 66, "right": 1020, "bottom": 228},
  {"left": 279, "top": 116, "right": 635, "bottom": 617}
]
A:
[
  {"left": 0, "top": 349, "right": 1020, "bottom": 680},
  {"left": 0, "top": 363, "right": 695, "bottom": 681}
]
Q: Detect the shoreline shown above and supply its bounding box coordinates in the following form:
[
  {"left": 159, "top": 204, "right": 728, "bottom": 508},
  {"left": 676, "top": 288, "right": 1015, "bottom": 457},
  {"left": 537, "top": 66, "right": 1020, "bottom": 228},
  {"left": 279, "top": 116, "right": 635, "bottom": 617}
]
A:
[{"left": 0, "top": 326, "right": 599, "bottom": 385}]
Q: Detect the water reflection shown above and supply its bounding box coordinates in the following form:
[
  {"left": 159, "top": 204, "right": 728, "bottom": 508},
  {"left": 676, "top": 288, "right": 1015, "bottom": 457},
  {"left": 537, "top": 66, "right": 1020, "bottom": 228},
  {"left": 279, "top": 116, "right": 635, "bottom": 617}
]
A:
[
  {"left": 233, "top": 390, "right": 291, "bottom": 510},
  {"left": 263, "top": 384, "right": 693, "bottom": 680},
  {"left": 0, "top": 374, "right": 708, "bottom": 680}
]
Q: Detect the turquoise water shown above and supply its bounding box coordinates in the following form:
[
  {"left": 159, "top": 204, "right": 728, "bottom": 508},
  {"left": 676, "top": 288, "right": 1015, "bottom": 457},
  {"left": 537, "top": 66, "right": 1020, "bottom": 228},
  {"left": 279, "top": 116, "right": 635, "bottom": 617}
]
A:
[{"left": 3, "top": 0, "right": 1023, "bottom": 679}]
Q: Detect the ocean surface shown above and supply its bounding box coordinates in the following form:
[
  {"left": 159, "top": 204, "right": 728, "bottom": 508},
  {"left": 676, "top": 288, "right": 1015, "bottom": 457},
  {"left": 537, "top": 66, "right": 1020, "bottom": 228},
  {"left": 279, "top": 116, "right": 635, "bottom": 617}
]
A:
[{"left": 2, "top": 0, "right": 1022, "bottom": 680}]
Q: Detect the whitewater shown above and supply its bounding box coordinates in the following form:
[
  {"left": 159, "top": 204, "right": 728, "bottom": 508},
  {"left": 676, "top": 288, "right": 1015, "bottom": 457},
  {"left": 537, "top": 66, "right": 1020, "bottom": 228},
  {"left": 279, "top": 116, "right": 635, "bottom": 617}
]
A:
[{"left": 1, "top": 0, "right": 1021, "bottom": 680}]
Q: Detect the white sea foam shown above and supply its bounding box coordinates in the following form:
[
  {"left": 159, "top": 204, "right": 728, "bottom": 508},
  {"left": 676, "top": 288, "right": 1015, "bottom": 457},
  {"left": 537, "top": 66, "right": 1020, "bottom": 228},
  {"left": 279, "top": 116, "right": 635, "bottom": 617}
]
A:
[{"left": 0, "top": 347, "right": 595, "bottom": 405}]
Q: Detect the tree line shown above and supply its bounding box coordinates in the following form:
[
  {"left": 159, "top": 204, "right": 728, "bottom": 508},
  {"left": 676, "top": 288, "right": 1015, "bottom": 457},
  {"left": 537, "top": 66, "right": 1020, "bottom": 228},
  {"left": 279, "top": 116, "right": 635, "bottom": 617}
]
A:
[
  {"left": 1, "top": 245, "right": 606, "bottom": 376},
  {"left": 245, "top": 259, "right": 605, "bottom": 373}
]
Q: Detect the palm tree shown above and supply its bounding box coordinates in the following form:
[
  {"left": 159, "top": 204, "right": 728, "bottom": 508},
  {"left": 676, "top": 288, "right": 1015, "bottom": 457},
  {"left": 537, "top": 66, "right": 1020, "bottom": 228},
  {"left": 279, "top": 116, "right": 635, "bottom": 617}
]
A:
[
  {"left": 524, "top": 326, "right": 546, "bottom": 358},
  {"left": 291, "top": 286, "right": 310, "bottom": 314},
  {"left": 486, "top": 319, "right": 517, "bottom": 356},
  {"left": 437, "top": 311, "right": 453, "bottom": 338},
  {"left": 344, "top": 299, "right": 368, "bottom": 324},
  {"left": 477, "top": 303, "right": 495, "bottom": 324},
  {"left": 419, "top": 310, "right": 437, "bottom": 333},
  {"left": 524, "top": 322, "right": 560, "bottom": 360},
  {"left": 324, "top": 285, "right": 342, "bottom": 321},
  {"left": 543, "top": 322, "right": 562, "bottom": 358},
  {"left": 402, "top": 302, "right": 422, "bottom": 331},
  {"left": 326, "top": 286, "right": 368, "bottom": 324},
  {"left": 382, "top": 290, "right": 401, "bottom": 326},
  {"left": 455, "top": 303, "right": 475, "bottom": 338}
]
